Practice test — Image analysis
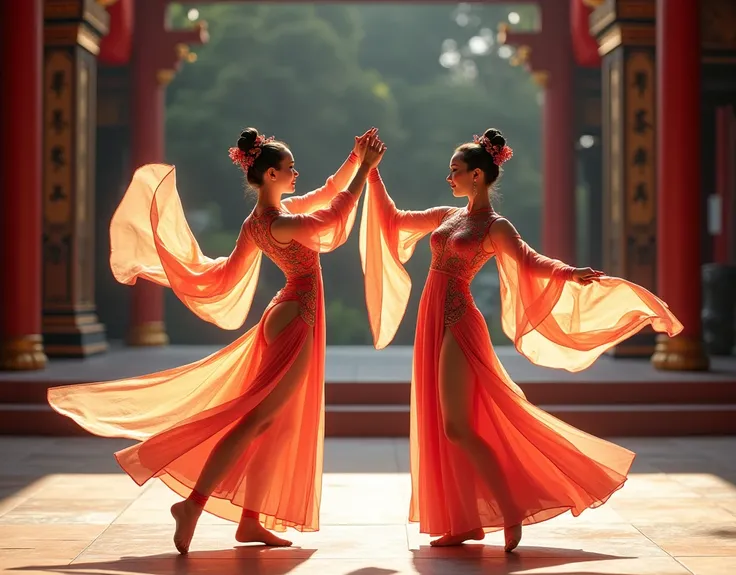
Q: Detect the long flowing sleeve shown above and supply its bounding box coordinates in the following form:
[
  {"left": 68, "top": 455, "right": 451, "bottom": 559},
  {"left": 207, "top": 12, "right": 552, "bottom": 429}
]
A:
[
  {"left": 282, "top": 152, "right": 359, "bottom": 214},
  {"left": 283, "top": 189, "right": 361, "bottom": 253},
  {"left": 491, "top": 221, "right": 684, "bottom": 372},
  {"left": 359, "top": 169, "right": 453, "bottom": 349},
  {"left": 110, "top": 164, "right": 262, "bottom": 330}
]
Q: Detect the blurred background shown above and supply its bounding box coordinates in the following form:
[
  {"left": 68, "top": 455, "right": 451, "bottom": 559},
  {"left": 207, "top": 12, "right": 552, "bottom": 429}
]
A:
[{"left": 100, "top": 2, "right": 556, "bottom": 347}]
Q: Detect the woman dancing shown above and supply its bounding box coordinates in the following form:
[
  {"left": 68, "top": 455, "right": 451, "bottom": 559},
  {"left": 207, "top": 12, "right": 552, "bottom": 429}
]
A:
[
  {"left": 48, "top": 127, "right": 386, "bottom": 554},
  {"left": 359, "top": 128, "right": 682, "bottom": 552}
]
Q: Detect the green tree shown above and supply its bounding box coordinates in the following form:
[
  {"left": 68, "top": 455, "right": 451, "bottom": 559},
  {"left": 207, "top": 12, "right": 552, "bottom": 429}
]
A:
[{"left": 163, "top": 3, "right": 543, "bottom": 345}]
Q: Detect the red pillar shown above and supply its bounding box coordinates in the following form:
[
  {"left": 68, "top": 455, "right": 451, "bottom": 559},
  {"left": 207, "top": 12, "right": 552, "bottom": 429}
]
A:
[
  {"left": 651, "top": 0, "right": 709, "bottom": 371},
  {"left": 126, "top": 0, "right": 169, "bottom": 346},
  {"left": 0, "top": 0, "right": 48, "bottom": 370},
  {"left": 542, "top": 3, "right": 577, "bottom": 264}
]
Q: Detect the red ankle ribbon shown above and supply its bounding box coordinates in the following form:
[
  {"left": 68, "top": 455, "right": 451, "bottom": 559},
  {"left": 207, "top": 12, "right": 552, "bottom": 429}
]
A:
[{"left": 188, "top": 489, "right": 208, "bottom": 507}]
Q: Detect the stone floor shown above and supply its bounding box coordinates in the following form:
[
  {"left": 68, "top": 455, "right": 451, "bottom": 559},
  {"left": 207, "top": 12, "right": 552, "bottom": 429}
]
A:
[{"left": 1, "top": 436, "right": 735, "bottom": 574}]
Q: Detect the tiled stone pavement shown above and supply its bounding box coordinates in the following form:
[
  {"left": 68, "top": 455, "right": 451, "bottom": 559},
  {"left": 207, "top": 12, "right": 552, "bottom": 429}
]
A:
[{"left": 0, "top": 436, "right": 735, "bottom": 574}]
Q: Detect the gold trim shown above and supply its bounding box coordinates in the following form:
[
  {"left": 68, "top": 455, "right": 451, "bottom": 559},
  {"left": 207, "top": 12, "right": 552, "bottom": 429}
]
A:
[
  {"left": 45, "top": 0, "right": 109, "bottom": 35},
  {"left": 42, "top": 323, "right": 105, "bottom": 335},
  {"left": 44, "top": 23, "right": 102, "bottom": 54},
  {"left": 531, "top": 71, "right": 549, "bottom": 87},
  {"left": 77, "top": 25, "right": 100, "bottom": 55},
  {"left": 42, "top": 312, "right": 100, "bottom": 326},
  {"left": 597, "top": 23, "right": 655, "bottom": 56},
  {"left": 598, "top": 26, "right": 622, "bottom": 55},
  {"left": 0, "top": 335, "right": 48, "bottom": 371},
  {"left": 45, "top": 0, "right": 83, "bottom": 20},
  {"left": 590, "top": 0, "right": 656, "bottom": 39},
  {"left": 128, "top": 321, "right": 170, "bottom": 347},
  {"left": 157, "top": 69, "right": 176, "bottom": 86},
  {"left": 651, "top": 334, "right": 710, "bottom": 372}
]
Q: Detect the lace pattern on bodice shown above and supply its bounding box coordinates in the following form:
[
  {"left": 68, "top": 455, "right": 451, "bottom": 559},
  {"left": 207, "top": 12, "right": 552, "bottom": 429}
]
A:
[
  {"left": 429, "top": 208, "right": 497, "bottom": 326},
  {"left": 247, "top": 207, "right": 319, "bottom": 326}
]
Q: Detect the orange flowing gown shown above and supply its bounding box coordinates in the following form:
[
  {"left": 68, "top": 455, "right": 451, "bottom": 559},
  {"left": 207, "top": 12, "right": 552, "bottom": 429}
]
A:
[
  {"left": 47, "top": 154, "right": 361, "bottom": 533},
  {"left": 359, "top": 169, "right": 683, "bottom": 536}
]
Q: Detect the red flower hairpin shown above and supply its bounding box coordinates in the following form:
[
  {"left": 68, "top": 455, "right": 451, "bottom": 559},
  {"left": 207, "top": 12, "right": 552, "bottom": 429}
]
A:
[
  {"left": 473, "top": 135, "right": 514, "bottom": 166},
  {"left": 228, "top": 134, "right": 276, "bottom": 173}
]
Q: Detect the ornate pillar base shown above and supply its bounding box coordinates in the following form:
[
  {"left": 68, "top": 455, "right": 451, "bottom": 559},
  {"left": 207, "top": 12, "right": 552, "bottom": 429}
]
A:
[
  {"left": 127, "top": 321, "right": 170, "bottom": 347},
  {"left": 651, "top": 334, "right": 710, "bottom": 372},
  {"left": 0, "top": 335, "right": 48, "bottom": 371},
  {"left": 42, "top": 308, "right": 108, "bottom": 357}
]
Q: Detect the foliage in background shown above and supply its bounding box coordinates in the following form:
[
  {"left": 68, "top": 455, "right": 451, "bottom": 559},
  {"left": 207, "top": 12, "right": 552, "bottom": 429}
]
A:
[{"left": 164, "top": 3, "right": 542, "bottom": 345}]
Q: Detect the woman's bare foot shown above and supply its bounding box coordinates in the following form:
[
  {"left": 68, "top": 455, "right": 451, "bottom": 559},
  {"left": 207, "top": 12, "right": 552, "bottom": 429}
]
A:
[
  {"left": 504, "top": 523, "right": 522, "bottom": 552},
  {"left": 235, "top": 517, "right": 292, "bottom": 546},
  {"left": 171, "top": 500, "right": 203, "bottom": 554},
  {"left": 430, "top": 527, "right": 485, "bottom": 547}
]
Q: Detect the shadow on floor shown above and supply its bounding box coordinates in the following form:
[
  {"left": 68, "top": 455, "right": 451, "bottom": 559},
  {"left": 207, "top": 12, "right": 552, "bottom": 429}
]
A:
[
  {"left": 12, "top": 547, "right": 629, "bottom": 575},
  {"left": 410, "top": 546, "right": 630, "bottom": 575}
]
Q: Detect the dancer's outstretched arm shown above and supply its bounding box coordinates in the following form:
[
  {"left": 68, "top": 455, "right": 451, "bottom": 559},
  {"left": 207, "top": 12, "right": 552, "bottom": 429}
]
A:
[
  {"left": 366, "top": 168, "right": 453, "bottom": 238},
  {"left": 272, "top": 136, "right": 387, "bottom": 253},
  {"left": 283, "top": 128, "right": 376, "bottom": 215},
  {"left": 359, "top": 168, "right": 454, "bottom": 349},
  {"left": 487, "top": 218, "right": 578, "bottom": 281},
  {"left": 488, "top": 216, "right": 682, "bottom": 372}
]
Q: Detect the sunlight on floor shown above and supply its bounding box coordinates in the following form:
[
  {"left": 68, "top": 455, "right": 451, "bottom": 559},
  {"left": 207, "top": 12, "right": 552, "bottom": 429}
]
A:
[{"left": 1, "top": 438, "right": 735, "bottom": 574}]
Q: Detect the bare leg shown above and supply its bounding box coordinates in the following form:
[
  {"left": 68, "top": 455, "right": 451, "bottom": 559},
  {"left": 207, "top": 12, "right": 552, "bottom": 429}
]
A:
[
  {"left": 431, "top": 328, "right": 522, "bottom": 551},
  {"left": 172, "top": 301, "right": 311, "bottom": 553}
]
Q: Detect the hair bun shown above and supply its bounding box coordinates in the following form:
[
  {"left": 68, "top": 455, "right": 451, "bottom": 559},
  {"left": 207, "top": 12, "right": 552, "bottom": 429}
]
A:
[
  {"left": 237, "top": 127, "right": 260, "bottom": 153},
  {"left": 483, "top": 128, "right": 506, "bottom": 148}
]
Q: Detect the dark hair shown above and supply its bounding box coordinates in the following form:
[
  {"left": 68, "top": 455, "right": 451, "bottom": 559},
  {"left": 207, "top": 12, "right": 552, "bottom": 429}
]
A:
[
  {"left": 237, "top": 127, "right": 290, "bottom": 187},
  {"left": 456, "top": 128, "right": 506, "bottom": 187}
]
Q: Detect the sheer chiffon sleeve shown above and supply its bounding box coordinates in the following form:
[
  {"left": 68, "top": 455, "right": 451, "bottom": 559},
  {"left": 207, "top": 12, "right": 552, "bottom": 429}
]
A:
[
  {"left": 490, "top": 218, "right": 684, "bottom": 372},
  {"left": 283, "top": 189, "right": 361, "bottom": 253},
  {"left": 110, "top": 164, "right": 262, "bottom": 330},
  {"left": 359, "top": 169, "right": 453, "bottom": 349},
  {"left": 282, "top": 152, "right": 359, "bottom": 214}
]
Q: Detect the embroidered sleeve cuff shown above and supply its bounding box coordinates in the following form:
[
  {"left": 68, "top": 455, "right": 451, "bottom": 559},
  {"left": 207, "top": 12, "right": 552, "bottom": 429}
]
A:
[
  {"left": 368, "top": 168, "right": 381, "bottom": 183},
  {"left": 348, "top": 152, "right": 359, "bottom": 164}
]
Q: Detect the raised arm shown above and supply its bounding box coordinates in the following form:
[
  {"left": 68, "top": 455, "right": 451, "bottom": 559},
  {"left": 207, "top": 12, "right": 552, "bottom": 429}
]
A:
[
  {"left": 359, "top": 168, "right": 453, "bottom": 349},
  {"left": 367, "top": 168, "right": 452, "bottom": 243},
  {"left": 282, "top": 128, "right": 376, "bottom": 214},
  {"left": 271, "top": 136, "right": 387, "bottom": 253}
]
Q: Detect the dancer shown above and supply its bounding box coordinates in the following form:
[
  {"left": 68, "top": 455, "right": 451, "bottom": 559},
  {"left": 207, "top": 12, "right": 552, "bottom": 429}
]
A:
[
  {"left": 359, "top": 128, "right": 682, "bottom": 551},
  {"left": 48, "top": 127, "right": 386, "bottom": 554}
]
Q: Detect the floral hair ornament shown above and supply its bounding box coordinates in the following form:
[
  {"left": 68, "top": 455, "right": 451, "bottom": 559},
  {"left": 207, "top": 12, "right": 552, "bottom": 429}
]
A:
[
  {"left": 472, "top": 134, "right": 514, "bottom": 166},
  {"left": 228, "top": 134, "right": 276, "bottom": 173}
]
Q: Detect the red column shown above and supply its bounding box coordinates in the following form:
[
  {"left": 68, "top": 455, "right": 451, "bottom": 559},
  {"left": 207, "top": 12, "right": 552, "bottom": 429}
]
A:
[
  {"left": 542, "top": 4, "right": 577, "bottom": 264},
  {"left": 127, "top": 0, "right": 169, "bottom": 346},
  {"left": 651, "top": 0, "right": 709, "bottom": 371},
  {"left": 0, "top": 0, "right": 48, "bottom": 370}
]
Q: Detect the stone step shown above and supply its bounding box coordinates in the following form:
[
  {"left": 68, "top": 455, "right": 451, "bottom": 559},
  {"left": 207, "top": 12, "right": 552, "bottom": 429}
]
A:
[
  {"left": 3, "top": 402, "right": 735, "bottom": 438},
  {"left": 3, "top": 378, "right": 736, "bottom": 406},
  {"left": 322, "top": 403, "right": 736, "bottom": 437}
]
